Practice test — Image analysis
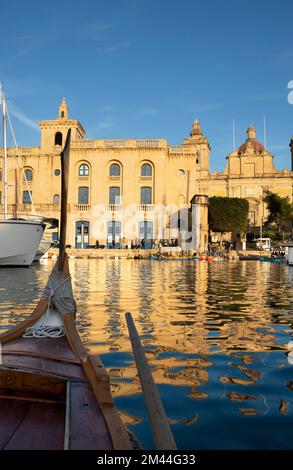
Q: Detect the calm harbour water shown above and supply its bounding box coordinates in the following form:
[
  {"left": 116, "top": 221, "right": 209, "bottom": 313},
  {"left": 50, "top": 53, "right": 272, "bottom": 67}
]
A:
[{"left": 0, "top": 258, "right": 293, "bottom": 449}]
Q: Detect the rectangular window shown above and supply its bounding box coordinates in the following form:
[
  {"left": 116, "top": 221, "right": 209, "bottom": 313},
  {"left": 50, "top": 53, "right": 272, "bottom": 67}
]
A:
[
  {"left": 23, "top": 190, "right": 32, "bottom": 204},
  {"left": 109, "top": 187, "right": 120, "bottom": 204},
  {"left": 140, "top": 187, "right": 152, "bottom": 204},
  {"left": 78, "top": 187, "right": 89, "bottom": 204},
  {"left": 52, "top": 232, "right": 59, "bottom": 242}
]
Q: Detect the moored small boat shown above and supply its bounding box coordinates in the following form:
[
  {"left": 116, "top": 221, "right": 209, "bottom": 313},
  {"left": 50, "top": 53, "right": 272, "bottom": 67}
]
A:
[
  {"left": 0, "top": 87, "right": 45, "bottom": 267},
  {"left": 259, "top": 257, "right": 283, "bottom": 263},
  {"left": 149, "top": 255, "right": 199, "bottom": 261},
  {"left": 0, "top": 219, "right": 45, "bottom": 266},
  {"left": 34, "top": 239, "right": 53, "bottom": 262}
]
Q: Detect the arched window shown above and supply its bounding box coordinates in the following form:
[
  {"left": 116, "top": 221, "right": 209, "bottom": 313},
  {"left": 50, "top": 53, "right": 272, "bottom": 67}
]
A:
[
  {"left": 55, "top": 132, "right": 63, "bottom": 146},
  {"left": 24, "top": 169, "right": 33, "bottom": 182},
  {"left": 79, "top": 164, "right": 89, "bottom": 176},
  {"left": 61, "top": 111, "right": 65, "bottom": 118},
  {"left": 109, "top": 163, "right": 121, "bottom": 177},
  {"left": 53, "top": 194, "right": 60, "bottom": 206},
  {"left": 140, "top": 187, "right": 152, "bottom": 204},
  {"left": 141, "top": 163, "right": 152, "bottom": 177},
  {"left": 109, "top": 186, "right": 120, "bottom": 204},
  {"left": 78, "top": 187, "right": 89, "bottom": 204}
]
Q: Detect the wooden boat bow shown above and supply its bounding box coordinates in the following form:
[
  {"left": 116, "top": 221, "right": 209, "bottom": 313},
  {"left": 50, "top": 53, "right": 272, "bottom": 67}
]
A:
[{"left": 0, "top": 131, "right": 131, "bottom": 450}]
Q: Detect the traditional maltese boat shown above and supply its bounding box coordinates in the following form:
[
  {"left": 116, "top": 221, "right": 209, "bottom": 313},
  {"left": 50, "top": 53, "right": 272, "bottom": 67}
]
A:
[{"left": 0, "top": 130, "right": 131, "bottom": 450}]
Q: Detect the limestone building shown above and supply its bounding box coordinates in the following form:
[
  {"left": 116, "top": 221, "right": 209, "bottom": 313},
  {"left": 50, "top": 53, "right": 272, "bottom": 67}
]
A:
[
  {"left": 209, "top": 125, "right": 293, "bottom": 230},
  {"left": 0, "top": 99, "right": 292, "bottom": 250}
]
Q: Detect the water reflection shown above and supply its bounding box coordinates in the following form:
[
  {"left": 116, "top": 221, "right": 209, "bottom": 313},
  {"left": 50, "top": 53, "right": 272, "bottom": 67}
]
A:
[{"left": 0, "top": 259, "right": 293, "bottom": 449}]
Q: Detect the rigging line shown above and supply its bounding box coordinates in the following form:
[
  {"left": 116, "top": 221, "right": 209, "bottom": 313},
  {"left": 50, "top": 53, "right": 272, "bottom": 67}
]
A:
[
  {"left": 5, "top": 101, "right": 36, "bottom": 216},
  {"left": 1, "top": 83, "right": 8, "bottom": 219},
  {"left": 23, "top": 274, "right": 72, "bottom": 339}
]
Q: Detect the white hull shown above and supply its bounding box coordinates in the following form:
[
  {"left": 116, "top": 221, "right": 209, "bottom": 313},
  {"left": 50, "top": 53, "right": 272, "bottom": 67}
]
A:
[
  {"left": 0, "top": 220, "right": 45, "bottom": 266},
  {"left": 34, "top": 240, "right": 52, "bottom": 261}
]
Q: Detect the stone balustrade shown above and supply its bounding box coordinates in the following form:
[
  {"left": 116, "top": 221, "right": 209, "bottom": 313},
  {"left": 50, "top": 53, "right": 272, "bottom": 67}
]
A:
[
  {"left": 169, "top": 146, "right": 195, "bottom": 155},
  {"left": 72, "top": 139, "right": 167, "bottom": 149}
]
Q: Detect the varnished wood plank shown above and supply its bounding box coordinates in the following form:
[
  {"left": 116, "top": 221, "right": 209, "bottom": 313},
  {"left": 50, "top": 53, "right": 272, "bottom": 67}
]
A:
[
  {"left": 5, "top": 402, "right": 65, "bottom": 450},
  {"left": 1, "top": 350, "right": 80, "bottom": 365},
  {"left": 0, "top": 394, "right": 61, "bottom": 404},
  {"left": 69, "top": 381, "right": 113, "bottom": 450},
  {"left": 2, "top": 355, "right": 45, "bottom": 371},
  {"left": 0, "top": 367, "right": 66, "bottom": 398},
  {"left": 64, "top": 381, "right": 71, "bottom": 450},
  {"left": 4, "top": 336, "right": 78, "bottom": 361},
  {"left": 0, "top": 400, "right": 30, "bottom": 449},
  {"left": 1, "top": 357, "right": 86, "bottom": 381},
  {"left": 63, "top": 314, "right": 131, "bottom": 449},
  {"left": 41, "top": 359, "right": 86, "bottom": 380}
]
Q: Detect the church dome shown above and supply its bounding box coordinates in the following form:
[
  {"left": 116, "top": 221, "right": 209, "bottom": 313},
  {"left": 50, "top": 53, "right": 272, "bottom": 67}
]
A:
[{"left": 237, "top": 125, "right": 265, "bottom": 155}]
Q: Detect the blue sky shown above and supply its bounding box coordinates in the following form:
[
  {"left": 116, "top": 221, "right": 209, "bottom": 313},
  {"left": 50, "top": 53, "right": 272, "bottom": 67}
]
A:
[{"left": 1, "top": 0, "right": 293, "bottom": 171}]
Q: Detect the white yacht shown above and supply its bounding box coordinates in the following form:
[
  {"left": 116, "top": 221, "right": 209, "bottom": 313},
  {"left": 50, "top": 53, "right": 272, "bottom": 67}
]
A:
[
  {"left": 0, "top": 85, "right": 45, "bottom": 266},
  {"left": 34, "top": 239, "right": 52, "bottom": 261},
  {"left": 0, "top": 219, "right": 45, "bottom": 266}
]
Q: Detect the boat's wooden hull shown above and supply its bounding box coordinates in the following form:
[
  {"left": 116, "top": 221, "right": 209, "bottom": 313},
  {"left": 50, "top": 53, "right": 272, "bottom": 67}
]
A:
[{"left": 0, "top": 256, "right": 131, "bottom": 450}]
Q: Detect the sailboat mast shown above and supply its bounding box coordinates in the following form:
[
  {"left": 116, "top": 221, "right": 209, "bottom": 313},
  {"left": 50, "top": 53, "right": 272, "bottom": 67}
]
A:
[{"left": 1, "top": 85, "right": 8, "bottom": 219}]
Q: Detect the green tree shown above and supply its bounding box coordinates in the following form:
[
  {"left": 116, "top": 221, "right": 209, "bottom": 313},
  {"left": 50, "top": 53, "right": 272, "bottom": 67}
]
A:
[
  {"left": 263, "top": 191, "right": 293, "bottom": 234},
  {"left": 208, "top": 197, "right": 249, "bottom": 233}
]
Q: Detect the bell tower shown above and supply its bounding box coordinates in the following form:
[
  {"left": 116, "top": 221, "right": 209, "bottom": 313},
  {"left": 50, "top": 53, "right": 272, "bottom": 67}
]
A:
[
  {"left": 183, "top": 118, "right": 210, "bottom": 177},
  {"left": 39, "top": 99, "right": 85, "bottom": 152},
  {"left": 58, "top": 98, "right": 69, "bottom": 119}
]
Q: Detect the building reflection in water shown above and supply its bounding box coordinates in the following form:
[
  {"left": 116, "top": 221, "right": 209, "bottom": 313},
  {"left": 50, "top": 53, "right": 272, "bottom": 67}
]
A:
[{"left": 1, "top": 259, "right": 293, "bottom": 449}]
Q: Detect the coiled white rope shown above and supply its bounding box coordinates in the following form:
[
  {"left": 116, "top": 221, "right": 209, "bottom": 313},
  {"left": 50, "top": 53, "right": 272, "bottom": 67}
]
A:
[{"left": 23, "top": 275, "right": 72, "bottom": 339}]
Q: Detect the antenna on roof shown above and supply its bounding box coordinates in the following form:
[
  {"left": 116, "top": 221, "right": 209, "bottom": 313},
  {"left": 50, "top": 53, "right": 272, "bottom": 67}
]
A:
[
  {"left": 263, "top": 116, "right": 267, "bottom": 148},
  {"left": 232, "top": 118, "right": 236, "bottom": 151}
]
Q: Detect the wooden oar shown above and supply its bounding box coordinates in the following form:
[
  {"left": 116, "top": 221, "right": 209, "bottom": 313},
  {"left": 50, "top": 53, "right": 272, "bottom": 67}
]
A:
[
  {"left": 125, "top": 312, "right": 177, "bottom": 450},
  {"left": 58, "top": 129, "right": 71, "bottom": 271}
]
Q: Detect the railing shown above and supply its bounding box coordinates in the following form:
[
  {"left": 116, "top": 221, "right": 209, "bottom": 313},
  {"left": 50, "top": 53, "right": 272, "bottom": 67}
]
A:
[
  {"left": 140, "top": 176, "right": 153, "bottom": 181},
  {"left": 106, "top": 204, "right": 123, "bottom": 212},
  {"left": 169, "top": 146, "right": 195, "bottom": 154},
  {"left": 5, "top": 203, "right": 58, "bottom": 212},
  {"left": 135, "top": 139, "right": 163, "bottom": 147},
  {"left": 0, "top": 147, "right": 40, "bottom": 156},
  {"left": 104, "top": 140, "right": 126, "bottom": 147},
  {"left": 72, "top": 139, "right": 168, "bottom": 149},
  {"left": 0, "top": 140, "right": 184, "bottom": 156},
  {"left": 137, "top": 204, "right": 155, "bottom": 211},
  {"left": 73, "top": 204, "right": 91, "bottom": 211}
]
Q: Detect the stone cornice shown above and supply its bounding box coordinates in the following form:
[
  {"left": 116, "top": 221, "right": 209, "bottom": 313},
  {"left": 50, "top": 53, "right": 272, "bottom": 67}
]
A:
[{"left": 39, "top": 119, "right": 85, "bottom": 135}]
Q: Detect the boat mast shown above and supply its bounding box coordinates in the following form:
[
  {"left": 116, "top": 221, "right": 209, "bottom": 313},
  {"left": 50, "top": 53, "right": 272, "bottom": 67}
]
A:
[{"left": 1, "top": 84, "right": 8, "bottom": 219}]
